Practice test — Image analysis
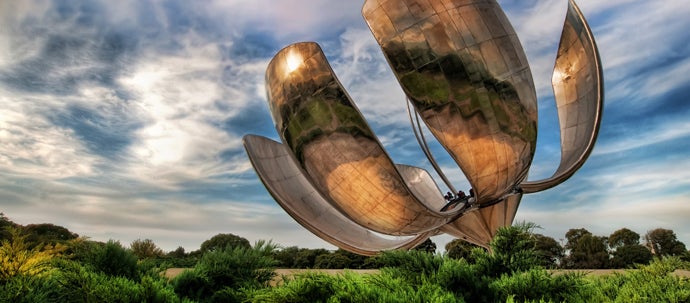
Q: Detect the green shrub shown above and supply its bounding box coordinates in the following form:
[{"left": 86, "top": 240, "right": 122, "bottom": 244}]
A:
[
  {"left": 604, "top": 257, "right": 690, "bottom": 302},
  {"left": 172, "top": 268, "right": 213, "bottom": 300},
  {"left": 0, "top": 274, "right": 53, "bottom": 303},
  {"left": 45, "top": 258, "right": 180, "bottom": 303},
  {"left": 251, "top": 270, "right": 461, "bottom": 303},
  {"left": 173, "top": 240, "right": 278, "bottom": 302},
  {"left": 490, "top": 268, "right": 587, "bottom": 303},
  {"left": 374, "top": 250, "right": 444, "bottom": 283},
  {"left": 81, "top": 240, "right": 139, "bottom": 280}
]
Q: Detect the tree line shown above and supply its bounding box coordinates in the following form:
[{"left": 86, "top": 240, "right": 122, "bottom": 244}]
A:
[
  {"left": 2, "top": 212, "right": 689, "bottom": 271},
  {"left": 1, "top": 213, "right": 689, "bottom": 302},
  {"left": 446, "top": 225, "right": 690, "bottom": 269}
]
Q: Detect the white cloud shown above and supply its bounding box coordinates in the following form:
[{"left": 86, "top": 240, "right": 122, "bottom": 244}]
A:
[
  {"left": 595, "top": 120, "right": 690, "bottom": 156},
  {"left": 0, "top": 93, "right": 98, "bottom": 179},
  {"left": 518, "top": 193, "right": 690, "bottom": 247},
  {"left": 205, "top": 0, "right": 364, "bottom": 41},
  {"left": 116, "top": 37, "right": 264, "bottom": 188}
]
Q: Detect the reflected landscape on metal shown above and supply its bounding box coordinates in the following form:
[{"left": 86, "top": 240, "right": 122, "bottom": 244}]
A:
[{"left": 244, "top": 0, "right": 603, "bottom": 255}]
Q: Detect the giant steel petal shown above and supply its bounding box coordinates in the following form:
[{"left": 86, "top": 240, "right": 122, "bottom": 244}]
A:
[
  {"left": 521, "top": 0, "right": 604, "bottom": 193},
  {"left": 243, "top": 135, "right": 433, "bottom": 256},
  {"left": 364, "top": 0, "right": 538, "bottom": 204},
  {"left": 265, "top": 42, "right": 462, "bottom": 236}
]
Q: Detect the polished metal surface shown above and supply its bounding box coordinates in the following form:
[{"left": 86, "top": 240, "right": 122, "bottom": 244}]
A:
[
  {"left": 406, "top": 98, "right": 457, "bottom": 194},
  {"left": 245, "top": 0, "right": 603, "bottom": 255},
  {"left": 265, "top": 42, "right": 462, "bottom": 236},
  {"left": 364, "top": 0, "right": 538, "bottom": 204},
  {"left": 440, "top": 193, "right": 522, "bottom": 249},
  {"left": 521, "top": 0, "right": 603, "bottom": 193},
  {"left": 243, "top": 135, "right": 433, "bottom": 256}
]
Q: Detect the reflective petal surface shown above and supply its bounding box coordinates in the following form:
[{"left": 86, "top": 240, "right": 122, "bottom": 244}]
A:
[
  {"left": 265, "top": 42, "right": 461, "bottom": 236},
  {"left": 244, "top": 135, "right": 432, "bottom": 255},
  {"left": 521, "top": 0, "right": 603, "bottom": 193},
  {"left": 363, "top": 0, "right": 538, "bottom": 203}
]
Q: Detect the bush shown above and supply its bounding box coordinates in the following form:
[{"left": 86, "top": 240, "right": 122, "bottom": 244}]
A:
[
  {"left": 594, "top": 257, "right": 690, "bottom": 302},
  {"left": 490, "top": 269, "right": 587, "bottom": 303},
  {"left": 173, "top": 240, "right": 278, "bottom": 302},
  {"left": 85, "top": 240, "right": 139, "bottom": 280},
  {"left": 42, "top": 258, "right": 180, "bottom": 303},
  {"left": 0, "top": 274, "right": 53, "bottom": 303},
  {"left": 250, "top": 270, "right": 460, "bottom": 303}
]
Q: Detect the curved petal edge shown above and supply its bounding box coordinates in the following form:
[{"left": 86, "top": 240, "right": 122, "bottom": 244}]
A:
[{"left": 521, "top": 0, "right": 604, "bottom": 193}]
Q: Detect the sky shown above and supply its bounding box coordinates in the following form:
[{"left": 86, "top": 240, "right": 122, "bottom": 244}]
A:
[{"left": 1, "top": 0, "right": 689, "bottom": 253}]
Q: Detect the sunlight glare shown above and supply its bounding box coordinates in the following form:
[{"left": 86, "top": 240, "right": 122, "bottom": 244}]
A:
[{"left": 286, "top": 51, "right": 302, "bottom": 73}]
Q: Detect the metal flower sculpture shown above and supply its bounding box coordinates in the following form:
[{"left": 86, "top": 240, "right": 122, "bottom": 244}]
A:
[{"left": 244, "top": 0, "right": 602, "bottom": 255}]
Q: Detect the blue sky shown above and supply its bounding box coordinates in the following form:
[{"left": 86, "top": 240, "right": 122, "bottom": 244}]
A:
[{"left": 1, "top": 0, "right": 689, "bottom": 252}]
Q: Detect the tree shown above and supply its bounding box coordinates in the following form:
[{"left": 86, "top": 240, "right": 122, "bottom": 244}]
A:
[
  {"left": 445, "top": 239, "right": 481, "bottom": 261},
  {"left": 273, "top": 246, "right": 299, "bottom": 268},
  {"left": 23, "top": 223, "right": 78, "bottom": 248},
  {"left": 168, "top": 246, "right": 187, "bottom": 258},
  {"left": 87, "top": 240, "right": 138, "bottom": 279},
  {"left": 487, "top": 222, "right": 540, "bottom": 273},
  {"left": 130, "top": 238, "right": 164, "bottom": 259},
  {"left": 314, "top": 252, "right": 351, "bottom": 269},
  {"left": 564, "top": 228, "right": 590, "bottom": 251},
  {"left": 199, "top": 233, "right": 250, "bottom": 254},
  {"left": 413, "top": 238, "right": 437, "bottom": 253},
  {"left": 610, "top": 244, "right": 652, "bottom": 268},
  {"left": 645, "top": 228, "right": 687, "bottom": 257},
  {"left": 532, "top": 233, "right": 564, "bottom": 268},
  {"left": 293, "top": 248, "right": 329, "bottom": 269},
  {"left": 564, "top": 232, "right": 609, "bottom": 269},
  {"left": 608, "top": 228, "right": 651, "bottom": 268},
  {"left": 0, "top": 213, "right": 17, "bottom": 241},
  {"left": 609, "top": 228, "right": 641, "bottom": 249}
]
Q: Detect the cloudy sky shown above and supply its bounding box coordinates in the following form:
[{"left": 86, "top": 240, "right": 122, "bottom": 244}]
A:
[{"left": 1, "top": 0, "right": 689, "bottom": 253}]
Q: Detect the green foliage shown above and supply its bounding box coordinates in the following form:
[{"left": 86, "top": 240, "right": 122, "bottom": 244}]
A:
[
  {"left": 645, "top": 228, "right": 688, "bottom": 257},
  {"left": 588, "top": 257, "right": 690, "bottom": 302},
  {"left": 563, "top": 229, "right": 609, "bottom": 269},
  {"left": 274, "top": 245, "right": 300, "bottom": 268},
  {"left": 314, "top": 252, "right": 351, "bottom": 269},
  {"left": 0, "top": 213, "right": 17, "bottom": 241},
  {"left": 199, "top": 233, "right": 251, "bottom": 254},
  {"left": 23, "top": 223, "right": 78, "bottom": 248},
  {"left": 432, "top": 254, "right": 491, "bottom": 302},
  {"left": 610, "top": 244, "right": 652, "bottom": 268},
  {"left": 172, "top": 240, "right": 279, "bottom": 302},
  {"left": 4, "top": 214, "right": 690, "bottom": 302},
  {"left": 490, "top": 269, "right": 587, "bottom": 302},
  {"left": 445, "top": 239, "right": 480, "bottom": 261},
  {"left": 130, "top": 238, "right": 164, "bottom": 259},
  {"left": 474, "top": 223, "right": 541, "bottom": 276},
  {"left": 0, "top": 227, "right": 64, "bottom": 282},
  {"left": 0, "top": 274, "right": 54, "bottom": 303},
  {"left": 532, "top": 234, "right": 564, "bottom": 268},
  {"left": 251, "top": 270, "right": 461, "bottom": 303},
  {"left": 84, "top": 240, "right": 139, "bottom": 280},
  {"left": 294, "top": 248, "right": 329, "bottom": 269},
  {"left": 413, "top": 238, "right": 437, "bottom": 253},
  {"left": 46, "top": 258, "right": 181, "bottom": 303},
  {"left": 375, "top": 249, "right": 445, "bottom": 281},
  {"left": 608, "top": 228, "right": 641, "bottom": 249}
]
